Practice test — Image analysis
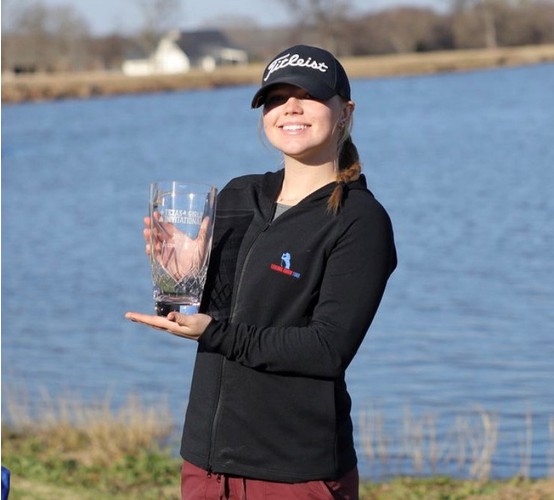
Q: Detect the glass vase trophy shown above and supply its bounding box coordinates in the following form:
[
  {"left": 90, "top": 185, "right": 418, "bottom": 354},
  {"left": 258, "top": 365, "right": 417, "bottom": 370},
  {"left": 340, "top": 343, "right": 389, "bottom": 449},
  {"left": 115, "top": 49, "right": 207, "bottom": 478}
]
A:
[{"left": 149, "top": 182, "right": 217, "bottom": 316}]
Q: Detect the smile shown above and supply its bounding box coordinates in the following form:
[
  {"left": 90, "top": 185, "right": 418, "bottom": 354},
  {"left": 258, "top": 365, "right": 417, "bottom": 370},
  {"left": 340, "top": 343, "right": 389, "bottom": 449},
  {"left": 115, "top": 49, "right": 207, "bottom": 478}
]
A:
[{"left": 281, "top": 124, "right": 309, "bottom": 131}]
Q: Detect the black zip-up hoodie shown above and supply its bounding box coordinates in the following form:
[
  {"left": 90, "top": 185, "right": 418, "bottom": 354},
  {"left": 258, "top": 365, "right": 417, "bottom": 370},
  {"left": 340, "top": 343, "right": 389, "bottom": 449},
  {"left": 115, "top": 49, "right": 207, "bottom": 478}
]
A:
[{"left": 181, "top": 169, "right": 397, "bottom": 483}]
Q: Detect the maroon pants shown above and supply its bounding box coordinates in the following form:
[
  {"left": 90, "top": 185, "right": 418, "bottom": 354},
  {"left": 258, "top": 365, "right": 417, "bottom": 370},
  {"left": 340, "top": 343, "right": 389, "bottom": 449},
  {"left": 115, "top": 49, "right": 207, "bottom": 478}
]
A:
[{"left": 181, "top": 460, "right": 359, "bottom": 500}]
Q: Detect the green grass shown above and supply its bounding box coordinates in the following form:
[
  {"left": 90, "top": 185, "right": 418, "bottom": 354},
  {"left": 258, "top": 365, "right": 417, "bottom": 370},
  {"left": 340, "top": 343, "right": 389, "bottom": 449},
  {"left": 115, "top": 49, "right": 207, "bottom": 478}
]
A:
[
  {"left": 3, "top": 432, "right": 181, "bottom": 499},
  {"left": 2, "top": 394, "right": 181, "bottom": 499},
  {"left": 359, "top": 476, "right": 554, "bottom": 499}
]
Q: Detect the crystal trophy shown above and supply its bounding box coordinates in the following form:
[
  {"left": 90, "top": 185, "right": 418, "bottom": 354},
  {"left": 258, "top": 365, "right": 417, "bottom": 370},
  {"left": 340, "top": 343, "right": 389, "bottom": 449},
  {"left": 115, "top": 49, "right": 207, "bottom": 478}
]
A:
[{"left": 149, "top": 181, "right": 217, "bottom": 315}]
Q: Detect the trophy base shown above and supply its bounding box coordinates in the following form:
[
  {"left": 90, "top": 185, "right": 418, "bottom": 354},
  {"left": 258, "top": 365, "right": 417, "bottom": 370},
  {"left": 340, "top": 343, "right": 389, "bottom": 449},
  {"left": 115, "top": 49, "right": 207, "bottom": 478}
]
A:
[{"left": 155, "top": 301, "right": 199, "bottom": 316}]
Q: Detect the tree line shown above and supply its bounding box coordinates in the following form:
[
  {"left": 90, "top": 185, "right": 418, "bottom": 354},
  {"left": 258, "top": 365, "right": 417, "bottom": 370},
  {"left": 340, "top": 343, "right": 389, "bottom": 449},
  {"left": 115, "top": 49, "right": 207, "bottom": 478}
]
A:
[{"left": 2, "top": 0, "right": 554, "bottom": 73}]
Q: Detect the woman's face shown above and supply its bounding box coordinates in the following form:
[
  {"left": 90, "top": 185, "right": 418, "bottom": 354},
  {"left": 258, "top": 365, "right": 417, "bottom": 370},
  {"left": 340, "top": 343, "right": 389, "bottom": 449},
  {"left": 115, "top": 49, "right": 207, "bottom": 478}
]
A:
[{"left": 262, "top": 84, "right": 352, "bottom": 165}]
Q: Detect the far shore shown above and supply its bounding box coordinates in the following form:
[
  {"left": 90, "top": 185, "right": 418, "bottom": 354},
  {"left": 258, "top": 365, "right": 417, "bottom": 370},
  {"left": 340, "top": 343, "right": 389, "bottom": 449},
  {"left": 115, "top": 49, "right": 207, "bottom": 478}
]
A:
[{"left": 3, "top": 44, "right": 554, "bottom": 104}]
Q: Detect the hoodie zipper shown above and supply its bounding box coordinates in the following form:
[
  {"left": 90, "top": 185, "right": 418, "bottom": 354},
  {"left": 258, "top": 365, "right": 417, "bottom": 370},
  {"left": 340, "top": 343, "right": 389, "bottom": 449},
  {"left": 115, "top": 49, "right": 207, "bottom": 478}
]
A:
[
  {"left": 231, "top": 216, "right": 273, "bottom": 318},
  {"left": 207, "top": 357, "right": 225, "bottom": 475},
  {"left": 206, "top": 209, "right": 274, "bottom": 472}
]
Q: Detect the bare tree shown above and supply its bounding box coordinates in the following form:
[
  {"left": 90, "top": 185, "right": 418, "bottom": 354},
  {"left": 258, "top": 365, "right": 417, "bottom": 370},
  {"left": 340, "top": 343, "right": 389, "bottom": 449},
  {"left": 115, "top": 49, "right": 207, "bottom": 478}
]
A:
[
  {"left": 89, "top": 34, "right": 130, "bottom": 70},
  {"left": 346, "top": 7, "right": 452, "bottom": 55},
  {"left": 2, "top": 0, "right": 91, "bottom": 72},
  {"left": 131, "top": 0, "right": 183, "bottom": 53},
  {"left": 48, "top": 6, "right": 92, "bottom": 69},
  {"left": 273, "top": 0, "right": 353, "bottom": 54},
  {"left": 479, "top": 1, "right": 498, "bottom": 48},
  {"left": 492, "top": 0, "right": 554, "bottom": 46},
  {"left": 451, "top": 0, "right": 535, "bottom": 48}
]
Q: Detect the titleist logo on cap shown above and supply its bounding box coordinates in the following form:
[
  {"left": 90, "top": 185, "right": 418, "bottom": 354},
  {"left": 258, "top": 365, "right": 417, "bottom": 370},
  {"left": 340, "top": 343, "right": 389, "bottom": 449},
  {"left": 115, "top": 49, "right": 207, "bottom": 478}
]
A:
[{"left": 264, "top": 53, "right": 329, "bottom": 82}]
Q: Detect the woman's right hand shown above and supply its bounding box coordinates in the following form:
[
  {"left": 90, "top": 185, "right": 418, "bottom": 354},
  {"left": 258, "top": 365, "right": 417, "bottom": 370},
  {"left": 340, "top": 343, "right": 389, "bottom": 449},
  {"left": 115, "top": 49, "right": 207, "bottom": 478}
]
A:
[{"left": 143, "top": 214, "right": 210, "bottom": 282}]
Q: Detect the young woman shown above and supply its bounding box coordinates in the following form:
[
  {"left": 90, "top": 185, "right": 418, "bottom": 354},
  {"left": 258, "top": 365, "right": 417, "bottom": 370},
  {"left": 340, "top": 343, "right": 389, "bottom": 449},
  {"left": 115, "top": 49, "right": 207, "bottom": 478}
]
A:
[{"left": 126, "top": 45, "right": 397, "bottom": 500}]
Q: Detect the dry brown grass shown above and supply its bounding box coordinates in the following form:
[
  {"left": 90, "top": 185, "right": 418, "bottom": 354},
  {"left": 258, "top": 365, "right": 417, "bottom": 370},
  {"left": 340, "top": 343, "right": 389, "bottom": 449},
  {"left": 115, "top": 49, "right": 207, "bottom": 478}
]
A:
[
  {"left": 3, "top": 44, "right": 554, "bottom": 104},
  {"left": 341, "top": 44, "right": 554, "bottom": 79},
  {"left": 360, "top": 477, "right": 554, "bottom": 500},
  {"left": 359, "top": 403, "right": 553, "bottom": 482},
  {"left": 2, "top": 388, "right": 174, "bottom": 466},
  {"left": 3, "top": 389, "right": 554, "bottom": 499}
]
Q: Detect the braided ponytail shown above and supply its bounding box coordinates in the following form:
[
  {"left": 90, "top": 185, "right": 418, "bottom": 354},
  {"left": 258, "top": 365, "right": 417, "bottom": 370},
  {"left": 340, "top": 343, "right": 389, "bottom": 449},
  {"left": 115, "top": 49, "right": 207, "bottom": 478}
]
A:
[{"left": 327, "top": 135, "right": 362, "bottom": 215}]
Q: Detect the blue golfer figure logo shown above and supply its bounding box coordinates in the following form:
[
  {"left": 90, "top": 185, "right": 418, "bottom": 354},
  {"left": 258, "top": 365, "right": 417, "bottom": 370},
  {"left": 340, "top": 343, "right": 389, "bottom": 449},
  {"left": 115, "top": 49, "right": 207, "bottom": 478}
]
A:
[{"left": 281, "top": 252, "right": 291, "bottom": 270}]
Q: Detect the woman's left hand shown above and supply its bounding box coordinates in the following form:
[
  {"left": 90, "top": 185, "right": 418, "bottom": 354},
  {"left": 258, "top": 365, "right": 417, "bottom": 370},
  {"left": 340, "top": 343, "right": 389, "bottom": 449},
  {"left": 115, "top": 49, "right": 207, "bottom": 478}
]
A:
[{"left": 125, "top": 311, "right": 212, "bottom": 340}]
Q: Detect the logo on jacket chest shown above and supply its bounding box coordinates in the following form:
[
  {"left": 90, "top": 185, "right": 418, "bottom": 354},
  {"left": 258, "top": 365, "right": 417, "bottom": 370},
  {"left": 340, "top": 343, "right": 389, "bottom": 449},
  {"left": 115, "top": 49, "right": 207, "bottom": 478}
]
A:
[{"left": 270, "top": 251, "right": 301, "bottom": 279}]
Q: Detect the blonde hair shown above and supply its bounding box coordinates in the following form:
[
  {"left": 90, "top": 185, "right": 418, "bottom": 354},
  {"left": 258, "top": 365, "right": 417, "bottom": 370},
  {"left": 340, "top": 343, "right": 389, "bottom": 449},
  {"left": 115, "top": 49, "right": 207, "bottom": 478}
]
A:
[{"left": 327, "top": 114, "right": 361, "bottom": 215}]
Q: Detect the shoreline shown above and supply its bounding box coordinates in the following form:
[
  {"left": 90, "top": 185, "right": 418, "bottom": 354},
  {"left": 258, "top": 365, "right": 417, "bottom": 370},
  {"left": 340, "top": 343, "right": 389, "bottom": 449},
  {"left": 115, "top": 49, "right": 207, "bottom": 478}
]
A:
[
  {"left": 3, "top": 391, "right": 554, "bottom": 498},
  {"left": 2, "top": 44, "right": 554, "bottom": 104}
]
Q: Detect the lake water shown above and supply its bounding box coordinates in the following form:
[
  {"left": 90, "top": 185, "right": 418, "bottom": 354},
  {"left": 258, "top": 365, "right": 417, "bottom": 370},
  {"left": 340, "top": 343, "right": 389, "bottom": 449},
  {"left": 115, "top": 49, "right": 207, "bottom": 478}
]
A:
[{"left": 2, "top": 63, "right": 554, "bottom": 480}]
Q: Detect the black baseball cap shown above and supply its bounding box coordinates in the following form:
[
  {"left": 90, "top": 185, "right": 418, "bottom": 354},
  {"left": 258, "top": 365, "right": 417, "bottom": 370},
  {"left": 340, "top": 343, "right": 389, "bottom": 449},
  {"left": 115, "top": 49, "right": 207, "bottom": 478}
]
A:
[{"left": 251, "top": 45, "right": 351, "bottom": 108}]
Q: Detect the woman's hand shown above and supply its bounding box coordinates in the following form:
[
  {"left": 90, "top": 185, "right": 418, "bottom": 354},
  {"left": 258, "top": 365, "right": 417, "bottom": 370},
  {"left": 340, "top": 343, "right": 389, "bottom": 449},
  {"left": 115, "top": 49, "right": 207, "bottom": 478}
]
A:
[
  {"left": 144, "top": 213, "right": 211, "bottom": 282},
  {"left": 125, "top": 311, "right": 212, "bottom": 341}
]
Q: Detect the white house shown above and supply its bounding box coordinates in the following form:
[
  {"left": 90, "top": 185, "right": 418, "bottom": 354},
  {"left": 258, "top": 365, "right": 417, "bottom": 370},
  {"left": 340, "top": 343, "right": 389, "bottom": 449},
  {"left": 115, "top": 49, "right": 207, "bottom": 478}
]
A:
[{"left": 122, "top": 29, "right": 248, "bottom": 77}]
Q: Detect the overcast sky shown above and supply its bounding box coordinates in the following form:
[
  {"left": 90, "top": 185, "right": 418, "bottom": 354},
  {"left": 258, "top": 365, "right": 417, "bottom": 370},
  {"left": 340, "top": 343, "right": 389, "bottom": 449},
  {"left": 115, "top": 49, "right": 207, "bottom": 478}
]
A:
[{"left": 33, "top": 0, "right": 445, "bottom": 35}]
